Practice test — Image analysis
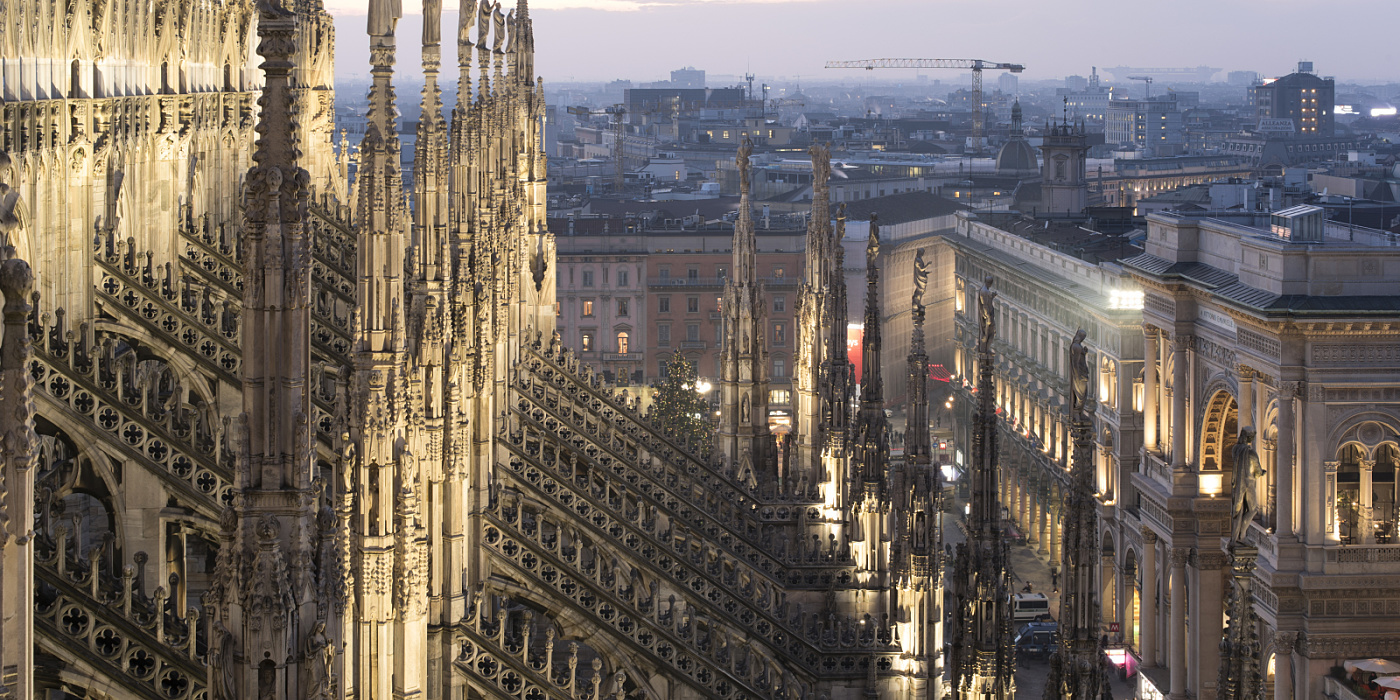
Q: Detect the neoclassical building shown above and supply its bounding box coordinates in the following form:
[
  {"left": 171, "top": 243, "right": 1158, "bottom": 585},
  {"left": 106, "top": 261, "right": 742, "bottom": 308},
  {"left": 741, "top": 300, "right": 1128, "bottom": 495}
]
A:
[
  {"left": 944, "top": 209, "right": 1146, "bottom": 660},
  {"left": 1124, "top": 208, "right": 1400, "bottom": 700}
]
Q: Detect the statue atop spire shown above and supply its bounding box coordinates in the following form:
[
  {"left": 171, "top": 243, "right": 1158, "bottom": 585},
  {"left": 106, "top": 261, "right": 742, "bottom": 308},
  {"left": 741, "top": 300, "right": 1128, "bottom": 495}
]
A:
[
  {"left": 853, "top": 214, "right": 889, "bottom": 504},
  {"left": 950, "top": 274, "right": 1016, "bottom": 700},
  {"left": 368, "top": 0, "right": 402, "bottom": 38},
  {"left": 1044, "top": 329, "right": 1109, "bottom": 700},
  {"left": 718, "top": 137, "right": 770, "bottom": 485}
]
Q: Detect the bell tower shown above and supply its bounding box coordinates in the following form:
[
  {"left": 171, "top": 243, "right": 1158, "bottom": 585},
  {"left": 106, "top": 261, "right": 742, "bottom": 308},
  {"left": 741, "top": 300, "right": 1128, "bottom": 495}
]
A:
[{"left": 1040, "top": 104, "right": 1089, "bottom": 215}]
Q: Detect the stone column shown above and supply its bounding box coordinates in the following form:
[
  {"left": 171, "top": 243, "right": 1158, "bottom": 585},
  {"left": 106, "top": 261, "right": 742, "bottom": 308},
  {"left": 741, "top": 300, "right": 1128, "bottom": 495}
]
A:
[
  {"left": 1141, "top": 529, "right": 1157, "bottom": 665},
  {"left": 1237, "top": 367, "right": 1254, "bottom": 431},
  {"left": 1024, "top": 467, "right": 1036, "bottom": 526},
  {"left": 1170, "top": 336, "right": 1189, "bottom": 469},
  {"left": 1194, "top": 552, "right": 1226, "bottom": 700},
  {"left": 1274, "top": 631, "right": 1297, "bottom": 700},
  {"left": 1037, "top": 480, "right": 1050, "bottom": 556},
  {"left": 1049, "top": 502, "right": 1062, "bottom": 569},
  {"left": 1027, "top": 474, "right": 1040, "bottom": 548},
  {"left": 1325, "top": 461, "right": 1340, "bottom": 543},
  {"left": 1120, "top": 559, "right": 1134, "bottom": 648},
  {"left": 1169, "top": 548, "right": 1188, "bottom": 698},
  {"left": 1276, "top": 382, "right": 1296, "bottom": 539},
  {"left": 1144, "top": 326, "right": 1159, "bottom": 451},
  {"left": 1361, "top": 460, "right": 1376, "bottom": 544}
]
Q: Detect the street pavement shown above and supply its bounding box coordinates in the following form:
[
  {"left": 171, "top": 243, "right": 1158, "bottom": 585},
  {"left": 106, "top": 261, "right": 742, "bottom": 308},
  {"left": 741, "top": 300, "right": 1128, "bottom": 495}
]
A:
[{"left": 941, "top": 512, "right": 1138, "bottom": 699}]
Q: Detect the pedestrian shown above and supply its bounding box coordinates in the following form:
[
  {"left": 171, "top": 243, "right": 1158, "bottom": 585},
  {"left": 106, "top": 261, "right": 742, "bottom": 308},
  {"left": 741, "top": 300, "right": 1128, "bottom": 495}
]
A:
[{"left": 1051, "top": 567, "right": 1059, "bottom": 592}]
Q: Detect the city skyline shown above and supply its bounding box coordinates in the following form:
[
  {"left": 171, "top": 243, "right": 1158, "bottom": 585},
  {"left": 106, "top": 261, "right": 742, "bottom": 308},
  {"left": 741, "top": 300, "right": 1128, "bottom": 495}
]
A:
[{"left": 329, "top": 0, "right": 1399, "bottom": 84}]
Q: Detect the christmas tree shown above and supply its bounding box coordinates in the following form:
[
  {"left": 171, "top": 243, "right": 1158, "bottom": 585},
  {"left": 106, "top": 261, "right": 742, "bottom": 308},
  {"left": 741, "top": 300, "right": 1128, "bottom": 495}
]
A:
[{"left": 652, "top": 353, "right": 713, "bottom": 455}]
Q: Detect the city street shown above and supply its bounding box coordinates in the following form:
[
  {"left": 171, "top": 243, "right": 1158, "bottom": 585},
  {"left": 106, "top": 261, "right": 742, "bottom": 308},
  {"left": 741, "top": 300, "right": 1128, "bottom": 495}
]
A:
[{"left": 942, "top": 511, "right": 1138, "bottom": 699}]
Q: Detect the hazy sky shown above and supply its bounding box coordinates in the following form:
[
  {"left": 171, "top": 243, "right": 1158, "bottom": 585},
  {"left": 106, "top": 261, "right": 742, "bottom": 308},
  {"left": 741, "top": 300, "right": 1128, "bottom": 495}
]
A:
[{"left": 328, "top": 0, "right": 1399, "bottom": 85}]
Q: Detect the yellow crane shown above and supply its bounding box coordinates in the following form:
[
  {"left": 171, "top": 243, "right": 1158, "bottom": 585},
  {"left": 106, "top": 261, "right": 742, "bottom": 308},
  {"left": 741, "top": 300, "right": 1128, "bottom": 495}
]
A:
[{"left": 826, "top": 58, "right": 1025, "bottom": 152}]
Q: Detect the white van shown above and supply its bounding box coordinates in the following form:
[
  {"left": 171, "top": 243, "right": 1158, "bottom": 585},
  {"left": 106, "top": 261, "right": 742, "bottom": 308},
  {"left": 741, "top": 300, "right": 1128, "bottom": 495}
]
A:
[{"left": 1010, "top": 593, "right": 1051, "bottom": 622}]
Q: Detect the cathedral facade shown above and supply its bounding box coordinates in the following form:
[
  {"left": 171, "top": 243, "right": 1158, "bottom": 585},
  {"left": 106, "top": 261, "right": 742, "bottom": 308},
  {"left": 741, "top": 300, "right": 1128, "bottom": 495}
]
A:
[{"left": 0, "top": 1, "right": 954, "bottom": 699}]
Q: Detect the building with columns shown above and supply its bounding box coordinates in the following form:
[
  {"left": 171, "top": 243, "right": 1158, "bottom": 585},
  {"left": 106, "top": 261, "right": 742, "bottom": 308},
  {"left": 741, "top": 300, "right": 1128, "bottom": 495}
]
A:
[
  {"left": 944, "top": 209, "right": 1147, "bottom": 670},
  {"left": 1124, "top": 208, "right": 1400, "bottom": 700}
]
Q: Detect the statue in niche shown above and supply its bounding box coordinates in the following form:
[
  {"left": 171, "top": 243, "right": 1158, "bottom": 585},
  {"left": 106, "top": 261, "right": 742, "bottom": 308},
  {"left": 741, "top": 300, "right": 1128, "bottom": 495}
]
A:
[
  {"left": 1230, "top": 426, "right": 1266, "bottom": 546},
  {"left": 1069, "top": 329, "right": 1090, "bottom": 418},
  {"left": 303, "top": 620, "right": 333, "bottom": 700},
  {"left": 210, "top": 620, "right": 236, "bottom": 700},
  {"left": 977, "top": 275, "right": 997, "bottom": 353}
]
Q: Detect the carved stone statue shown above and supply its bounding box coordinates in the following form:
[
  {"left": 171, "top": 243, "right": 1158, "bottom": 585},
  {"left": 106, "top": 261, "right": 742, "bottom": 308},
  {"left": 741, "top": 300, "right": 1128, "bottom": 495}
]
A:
[
  {"left": 1230, "top": 426, "right": 1266, "bottom": 545},
  {"left": 1069, "top": 329, "right": 1090, "bottom": 418},
  {"left": 458, "top": 0, "right": 478, "bottom": 46},
  {"left": 866, "top": 214, "right": 880, "bottom": 267},
  {"left": 911, "top": 248, "right": 928, "bottom": 307},
  {"left": 476, "top": 0, "right": 493, "bottom": 48},
  {"left": 303, "top": 620, "right": 333, "bottom": 700},
  {"left": 809, "top": 143, "right": 830, "bottom": 189},
  {"left": 210, "top": 620, "right": 236, "bottom": 700},
  {"left": 0, "top": 152, "right": 25, "bottom": 253},
  {"left": 977, "top": 275, "right": 997, "bottom": 353},
  {"left": 422, "top": 0, "right": 441, "bottom": 45},
  {"left": 737, "top": 138, "right": 753, "bottom": 194},
  {"left": 367, "top": 0, "right": 401, "bottom": 37}
]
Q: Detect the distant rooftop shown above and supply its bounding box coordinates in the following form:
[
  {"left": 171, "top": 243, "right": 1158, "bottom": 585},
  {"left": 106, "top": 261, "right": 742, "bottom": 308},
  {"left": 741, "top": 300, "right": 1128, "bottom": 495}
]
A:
[
  {"left": 971, "top": 211, "right": 1145, "bottom": 264},
  {"left": 840, "top": 191, "right": 970, "bottom": 226}
]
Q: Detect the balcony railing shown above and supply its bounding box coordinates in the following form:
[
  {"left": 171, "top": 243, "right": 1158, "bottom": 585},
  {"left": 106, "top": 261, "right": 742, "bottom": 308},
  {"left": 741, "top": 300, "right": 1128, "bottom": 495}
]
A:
[
  {"left": 680, "top": 341, "right": 707, "bottom": 350},
  {"left": 602, "top": 352, "right": 643, "bottom": 361},
  {"left": 648, "top": 276, "right": 723, "bottom": 287},
  {"left": 1325, "top": 675, "right": 1370, "bottom": 700},
  {"left": 647, "top": 276, "right": 797, "bottom": 288}
]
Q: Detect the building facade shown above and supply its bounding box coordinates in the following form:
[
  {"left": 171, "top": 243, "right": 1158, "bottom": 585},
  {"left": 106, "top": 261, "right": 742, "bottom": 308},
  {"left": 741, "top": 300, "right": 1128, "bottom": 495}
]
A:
[
  {"left": 1105, "top": 95, "right": 1185, "bottom": 156},
  {"left": 1124, "top": 210, "right": 1400, "bottom": 700},
  {"left": 1254, "top": 64, "right": 1336, "bottom": 136},
  {"left": 945, "top": 211, "right": 1147, "bottom": 675}
]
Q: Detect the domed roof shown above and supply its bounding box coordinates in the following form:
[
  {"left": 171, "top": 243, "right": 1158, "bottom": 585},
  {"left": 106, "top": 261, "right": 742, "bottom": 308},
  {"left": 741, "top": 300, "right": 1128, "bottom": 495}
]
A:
[
  {"left": 997, "top": 138, "right": 1038, "bottom": 176},
  {"left": 996, "top": 98, "right": 1038, "bottom": 176}
]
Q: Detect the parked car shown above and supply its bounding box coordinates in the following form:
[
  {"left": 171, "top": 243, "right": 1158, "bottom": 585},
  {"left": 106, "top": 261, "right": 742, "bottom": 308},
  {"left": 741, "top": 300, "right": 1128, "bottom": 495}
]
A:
[{"left": 1015, "top": 621, "right": 1059, "bottom": 661}]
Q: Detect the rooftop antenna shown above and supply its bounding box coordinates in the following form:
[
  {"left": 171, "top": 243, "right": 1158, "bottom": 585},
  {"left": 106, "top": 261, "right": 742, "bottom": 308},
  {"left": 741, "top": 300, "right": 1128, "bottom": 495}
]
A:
[{"left": 745, "top": 72, "right": 755, "bottom": 102}]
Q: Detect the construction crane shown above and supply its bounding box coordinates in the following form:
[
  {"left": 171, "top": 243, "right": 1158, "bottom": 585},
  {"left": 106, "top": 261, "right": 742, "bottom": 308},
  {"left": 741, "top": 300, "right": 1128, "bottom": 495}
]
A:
[
  {"left": 826, "top": 58, "right": 1025, "bottom": 153},
  {"left": 1127, "top": 75, "right": 1153, "bottom": 99},
  {"left": 568, "top": 104, "right": 627, "bottom": 192}
]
